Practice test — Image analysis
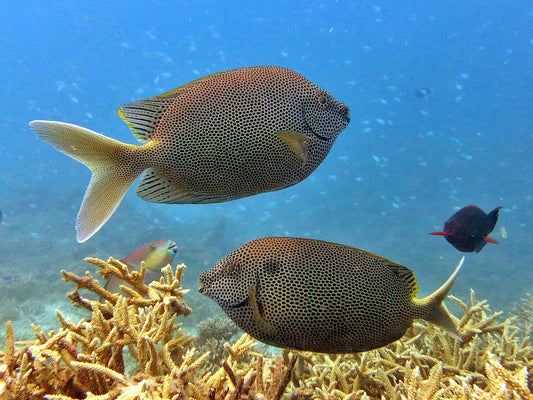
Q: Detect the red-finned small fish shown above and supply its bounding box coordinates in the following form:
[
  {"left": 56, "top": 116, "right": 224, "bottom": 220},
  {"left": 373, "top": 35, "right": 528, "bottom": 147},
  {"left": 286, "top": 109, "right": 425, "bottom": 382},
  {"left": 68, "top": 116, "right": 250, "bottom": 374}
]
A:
[
  {"left": 105, "top": 240, "right": 177, "bottom": 295},
  {"left": 430, "top": 205, "right": 502, "bottom": 253}
]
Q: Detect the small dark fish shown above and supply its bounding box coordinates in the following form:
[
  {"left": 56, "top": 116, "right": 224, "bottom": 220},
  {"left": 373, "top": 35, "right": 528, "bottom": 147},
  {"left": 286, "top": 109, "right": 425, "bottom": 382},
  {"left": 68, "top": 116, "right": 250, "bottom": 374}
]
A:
[
  {"left": 105, "top": 240, "right": 177, "bottom": 295},
  {"left": 430, "top": 205, "right": 502, "bottom": 252},
  {"left": 199, "top": 237, "right": 463, "bottom": 353},
  {"left": 414, "top": 88, "right": 431, "bottom": 98}
]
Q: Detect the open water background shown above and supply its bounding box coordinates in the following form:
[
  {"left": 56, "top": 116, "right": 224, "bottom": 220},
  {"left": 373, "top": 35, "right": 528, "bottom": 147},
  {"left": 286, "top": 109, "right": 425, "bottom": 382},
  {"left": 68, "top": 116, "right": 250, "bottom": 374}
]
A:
[{"left": 0, "top": 0, "right": 532, "bottom": 338}]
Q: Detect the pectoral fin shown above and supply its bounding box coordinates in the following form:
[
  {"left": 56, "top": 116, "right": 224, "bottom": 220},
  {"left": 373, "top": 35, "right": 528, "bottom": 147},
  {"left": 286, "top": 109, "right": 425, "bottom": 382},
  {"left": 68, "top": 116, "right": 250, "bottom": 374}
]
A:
[
  {"left": 248, "top": 284, "right": 277, "bottom": 336},
  {"left": 275, "top": 130, "right": 309, "bottom": 163}
]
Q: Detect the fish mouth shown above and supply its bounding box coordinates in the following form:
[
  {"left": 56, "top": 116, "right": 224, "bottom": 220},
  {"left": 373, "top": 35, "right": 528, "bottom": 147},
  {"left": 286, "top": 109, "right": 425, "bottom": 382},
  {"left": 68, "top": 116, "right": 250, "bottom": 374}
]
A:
[
  {"left": 306, "top": 110, "right": 350, "bottom": 141},
  {"left": 208, "top": 292, "right": 248, "bottom": 309},
  {"left": 167, "top": 241, "right": 178, "bottom": 254},
  {"left": 341, "top": 105, "right": 351, "bottom": 124},
  {"left": 220, "top": 296, "right": 248, "bottom": 308}
]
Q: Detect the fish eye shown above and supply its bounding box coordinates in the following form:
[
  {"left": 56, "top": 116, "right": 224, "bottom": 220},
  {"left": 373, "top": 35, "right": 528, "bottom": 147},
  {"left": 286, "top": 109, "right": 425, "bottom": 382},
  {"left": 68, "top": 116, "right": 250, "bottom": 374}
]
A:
[
  {"left": 317, "top": 94, "right": 328, "bottom": 105},
  {"left": 149, "top": 245, "right": 157, "bottom": 252}
]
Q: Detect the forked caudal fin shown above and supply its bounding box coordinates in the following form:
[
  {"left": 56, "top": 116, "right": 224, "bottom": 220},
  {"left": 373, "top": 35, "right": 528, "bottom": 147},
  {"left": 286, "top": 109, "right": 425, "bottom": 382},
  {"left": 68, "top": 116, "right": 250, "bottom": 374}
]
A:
[
  {"left": 414, "top": 256, "right": 465, "bottom": 340},
  {"left": 29, "top": 120, "right": 147, "bottom": 242}
]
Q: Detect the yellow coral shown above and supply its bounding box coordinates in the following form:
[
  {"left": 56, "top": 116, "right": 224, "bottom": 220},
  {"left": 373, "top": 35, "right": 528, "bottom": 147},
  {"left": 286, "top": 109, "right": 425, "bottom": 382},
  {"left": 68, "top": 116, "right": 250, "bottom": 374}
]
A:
[{"left": 0, "top": 255, "right": 531, "bottom": 400}]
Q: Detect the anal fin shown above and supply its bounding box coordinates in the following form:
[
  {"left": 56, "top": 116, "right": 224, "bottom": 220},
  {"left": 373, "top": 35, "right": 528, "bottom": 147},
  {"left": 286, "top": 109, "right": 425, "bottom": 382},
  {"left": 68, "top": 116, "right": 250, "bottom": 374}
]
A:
[{"left": 137, "top": 168, "right": 233, "bottom": 204}]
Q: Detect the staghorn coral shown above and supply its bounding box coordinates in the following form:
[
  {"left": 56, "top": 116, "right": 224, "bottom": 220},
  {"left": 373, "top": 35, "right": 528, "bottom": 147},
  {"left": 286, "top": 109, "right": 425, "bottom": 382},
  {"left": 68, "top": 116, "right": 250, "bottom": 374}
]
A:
[
  {"left": 283, "top": 289, "right": 533, "bottom": 399},
  {"left": 0, "top": 256, "right": 297, "bottom": 400},
  {"left": 513, "top": 292, "right": 533, "bottom": 337},
  {"left": 0, "top": 254, "right": 532, "bottom": 400},
  {"left": 62, "top": 256, "right": 192, "bottom": 317},
  {"left": 384, "top": 356, "right": 532, "bottom": 400},
  {"left": 0, "top": 257, "right": 200, "bottom": 399}
]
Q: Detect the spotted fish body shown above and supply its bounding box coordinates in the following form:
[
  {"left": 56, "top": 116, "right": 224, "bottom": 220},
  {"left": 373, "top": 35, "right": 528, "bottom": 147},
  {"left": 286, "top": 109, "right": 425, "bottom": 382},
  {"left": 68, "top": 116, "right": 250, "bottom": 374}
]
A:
[
  {"left": 29, "top": 67, "right": 350, "bottom": 242},
  {"left": 199, "top": 237, "right": 463, "bottom": 353}
]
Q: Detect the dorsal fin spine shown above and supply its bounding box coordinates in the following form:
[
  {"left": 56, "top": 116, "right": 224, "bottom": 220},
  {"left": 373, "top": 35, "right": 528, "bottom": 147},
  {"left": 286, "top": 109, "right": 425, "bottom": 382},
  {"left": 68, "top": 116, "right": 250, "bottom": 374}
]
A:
[
  {"left": 392, "top": 264, "right": 419, "bottom": 298},
  {"left": 118, "top": 98, "right": 170, "bottom": 143}
]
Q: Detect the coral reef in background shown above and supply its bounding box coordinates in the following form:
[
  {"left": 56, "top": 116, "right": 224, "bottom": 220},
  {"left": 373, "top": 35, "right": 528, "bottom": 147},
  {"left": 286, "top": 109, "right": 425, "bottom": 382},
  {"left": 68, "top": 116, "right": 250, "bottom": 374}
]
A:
[
  {"left": 514, "top": 292, "right": 533, "bottom": 338},
  {"left": 195, "top": 316, "right": 241, "bottom": 371},
  {"left": 0, "top": 254, "right": 531, "bottom": 399}
]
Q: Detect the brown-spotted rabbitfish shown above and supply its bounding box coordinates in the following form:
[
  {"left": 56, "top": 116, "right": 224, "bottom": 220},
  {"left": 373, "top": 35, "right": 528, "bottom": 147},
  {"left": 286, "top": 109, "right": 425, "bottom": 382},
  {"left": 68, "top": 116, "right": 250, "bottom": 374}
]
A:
[
  {"left": 199, "top": 237, "right": 464, "bottom": 353},
  {"left": 105, "top": 240, "right": 177, "bottom": 295},
  {"left": 29, "top": 66, "right": 350, "bottom": 242}
]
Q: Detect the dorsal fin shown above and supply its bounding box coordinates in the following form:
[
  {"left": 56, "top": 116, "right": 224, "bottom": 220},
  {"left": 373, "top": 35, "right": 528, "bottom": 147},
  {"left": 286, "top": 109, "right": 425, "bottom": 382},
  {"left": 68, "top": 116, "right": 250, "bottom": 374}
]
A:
[
  {"left": 155, "top": 70, "right": 228, "bottom": 98},
  {"left": 389, "top": 263, "right": 418, "bottom": 298},
  {"left": 118, "top": 71, "right": 232, "bottom": 143},
  {"left": 118, "top": 98, "right": 171, "bottom": 143}
]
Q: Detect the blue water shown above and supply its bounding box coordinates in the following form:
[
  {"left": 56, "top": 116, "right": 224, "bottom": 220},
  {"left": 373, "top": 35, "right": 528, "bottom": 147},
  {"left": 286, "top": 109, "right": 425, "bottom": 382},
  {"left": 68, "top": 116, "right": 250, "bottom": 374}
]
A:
[{"left": 0, "top": 1, "right": 532, "bottom": 337}]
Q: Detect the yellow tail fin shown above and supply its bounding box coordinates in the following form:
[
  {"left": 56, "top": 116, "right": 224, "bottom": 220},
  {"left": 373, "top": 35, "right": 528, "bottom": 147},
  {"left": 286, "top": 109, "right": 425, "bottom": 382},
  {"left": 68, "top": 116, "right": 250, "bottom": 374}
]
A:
[
  {"left": 414, "top": 257, "right": 465, "bottom": 340},
  {"left": 29, "top": 120, "right": 146, "bottom": 242}
]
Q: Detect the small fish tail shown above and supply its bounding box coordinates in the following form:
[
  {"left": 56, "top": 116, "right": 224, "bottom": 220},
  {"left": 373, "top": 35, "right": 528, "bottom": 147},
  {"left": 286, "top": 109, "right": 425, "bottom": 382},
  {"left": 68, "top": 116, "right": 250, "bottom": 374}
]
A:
[
  {"left": 413, "top": 257, "right": 465, "bottom": 339},
  {"left": 487, "top": 206, "right": 503, "bottom": 230},
  {"left": 29, "top": 120, "right": 146, "bottom": 242}
]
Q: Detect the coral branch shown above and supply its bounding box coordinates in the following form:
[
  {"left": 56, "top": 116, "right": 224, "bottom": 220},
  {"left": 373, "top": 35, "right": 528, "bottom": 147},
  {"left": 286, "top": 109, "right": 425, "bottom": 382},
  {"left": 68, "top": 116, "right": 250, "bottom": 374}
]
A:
[{"left": 0, "top": 254, "right": 531, "bottom": 400}]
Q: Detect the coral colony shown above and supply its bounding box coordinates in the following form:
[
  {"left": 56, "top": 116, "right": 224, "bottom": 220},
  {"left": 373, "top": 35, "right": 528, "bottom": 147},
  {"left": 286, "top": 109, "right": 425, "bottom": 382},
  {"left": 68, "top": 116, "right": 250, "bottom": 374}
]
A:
[{"left": 0, "top": 254, "right": 532, "bottom": 399}]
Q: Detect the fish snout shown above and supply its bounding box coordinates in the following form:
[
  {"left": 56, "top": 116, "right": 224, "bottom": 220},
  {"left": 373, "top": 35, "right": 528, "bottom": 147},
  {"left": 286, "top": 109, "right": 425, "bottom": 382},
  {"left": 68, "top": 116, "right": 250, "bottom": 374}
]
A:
[
  {"left": 197, "top": 276, "right": 225, "bottom": 305},
  {"left": 198, "top": 270, "right": 214, "bottom": 292},
  {"left": 198, "top": 283, "right": 205, "bottom": 294},
  {"left": 339, "top": 104, "right": 350, "bottom": 123},
  {"left": 198, "top": 275, "right": 209, "bottom": 295},
  {"left": 168, "top": 241, "right": 178, "bottom": 255}
]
